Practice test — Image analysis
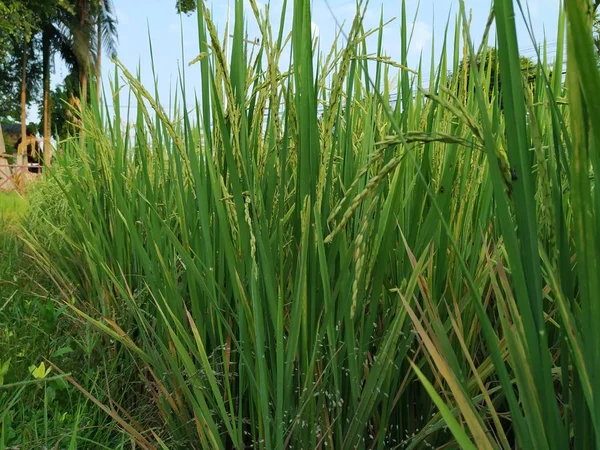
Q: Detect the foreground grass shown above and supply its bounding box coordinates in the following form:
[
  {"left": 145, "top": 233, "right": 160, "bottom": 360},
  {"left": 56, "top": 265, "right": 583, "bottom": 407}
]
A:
[
  {"left": 0, "top": 189, "right": 132, "bottom": 449},
  {"left": 5, "top": 0, "right": 600, "bottom": 448},
  {"left": 0, "top": 192, "right": 27, "bottom": 224}
]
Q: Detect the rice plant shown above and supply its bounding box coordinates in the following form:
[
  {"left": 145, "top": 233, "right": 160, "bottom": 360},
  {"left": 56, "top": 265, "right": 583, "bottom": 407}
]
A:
[{"left": 21, "top": 0, "right": 600, "bottom": 448}]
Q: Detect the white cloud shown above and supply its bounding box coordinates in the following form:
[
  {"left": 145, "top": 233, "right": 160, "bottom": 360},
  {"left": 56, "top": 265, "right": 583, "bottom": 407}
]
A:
[{"left": 409, "top": 21, "right": 432, "bottom": 55}]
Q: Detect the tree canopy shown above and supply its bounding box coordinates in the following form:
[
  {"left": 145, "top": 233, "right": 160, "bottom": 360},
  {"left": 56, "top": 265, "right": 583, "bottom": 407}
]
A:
[
  {"left": 176, "top": 0, "right": 197, "bottom": 14},
  {"left": 0, "top": 0, "right": 118, "bottom": 132},
  {"left": 450, "top": 48, "right": 537, "bottom": 106},
  {"left": 0, "top": 35, "right": 42, "bottom": 121},
  {"left": 0, "top": 1, "right": 38, "bottom": 45}
]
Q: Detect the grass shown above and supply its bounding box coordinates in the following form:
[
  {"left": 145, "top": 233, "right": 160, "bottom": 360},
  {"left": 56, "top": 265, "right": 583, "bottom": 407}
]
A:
[
  {"left": 0, "top": 191, "right": 27, "bottom": 224},
  {"left": 0, "top": 185, "right": 133, "bottom": 448},
  {"left": 2, "top": 0, "right": 599, "bottom": 448}
]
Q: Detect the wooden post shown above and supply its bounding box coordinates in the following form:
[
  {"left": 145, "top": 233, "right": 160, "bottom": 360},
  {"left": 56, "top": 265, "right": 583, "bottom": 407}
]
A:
[
  {"left": 19, "top": 35, "right": 27, "bottom": 170},
  {"left": 16, "top": 149, "right": 23, "bottom": 168},
  {"left": 0, "top": 125, "right": 5, "bottom": 155}
]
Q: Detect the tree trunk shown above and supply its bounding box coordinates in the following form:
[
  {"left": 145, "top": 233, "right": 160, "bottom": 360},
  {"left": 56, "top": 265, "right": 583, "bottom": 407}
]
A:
[
  {"left": 43, "top": 27, "right": 52, "bottom": 167},
  {"left": 96, "top": 15, "right": 102, "bottom": 100},
  {"left": 80, "top": 72, "right": 87, "bottom": 114},
  {"left": 19, "top": 36, "right": 27, "bottom": 169},
  {"left": 78, "top": 0, "right": 88, "bottom": 148},
  {"left": 0, "top": 122, "right": 5, "bottom": 155},
  {"left": 79, "top": 0, "right": 88, "bottom": 106}
]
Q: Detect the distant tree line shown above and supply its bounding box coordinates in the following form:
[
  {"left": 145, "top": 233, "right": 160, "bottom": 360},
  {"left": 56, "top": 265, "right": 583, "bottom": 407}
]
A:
[
  {"left": 1, "top": 0, "right": 189, "bottom": 162},
  {"left": 446, "top": 47, "right": 544, "bottom": 113},
  {"left": 0, "top": 0, "right": 119, "bottom": 163}
]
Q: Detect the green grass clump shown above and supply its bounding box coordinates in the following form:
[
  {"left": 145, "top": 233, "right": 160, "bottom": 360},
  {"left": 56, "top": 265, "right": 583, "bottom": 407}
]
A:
[
  {"left": 0, "top": 192, "right": 27, "bottom": 224},
  {"left": 13, "top": 0, "right": 600, "bottom": 449},
  {"left": 0, "top": 175, "right": 137, "bottom": 449}
]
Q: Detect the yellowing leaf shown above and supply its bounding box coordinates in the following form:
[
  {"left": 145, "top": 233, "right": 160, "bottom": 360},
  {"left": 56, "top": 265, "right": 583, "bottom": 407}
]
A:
[{"left": 29, "top": 362, "right": 51, "bottom": 379}]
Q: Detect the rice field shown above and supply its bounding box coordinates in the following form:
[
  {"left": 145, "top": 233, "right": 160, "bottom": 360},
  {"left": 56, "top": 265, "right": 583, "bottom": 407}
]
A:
[{"left": 3, "top": 0, "right": 600, "bottom": 448}]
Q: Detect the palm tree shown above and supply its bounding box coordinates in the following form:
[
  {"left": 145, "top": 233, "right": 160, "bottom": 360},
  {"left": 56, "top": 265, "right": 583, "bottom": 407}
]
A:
[
  {"left": 17, "top": 35, "right": 42, "bottom": 166},
  {"left": 36, "top": 1, "right": 77, "bottom": 165},
  {"left": 42, "top": 25, "right": 51, "bottom": 163},
  {"left": 73, "top": 0, "right": 93, "bottom": 106},
  {"left": 94, "top": 0, "right": 118, "bottom": 100},
  {"left": 38, "top": 0, "right": 116, "bottom": 150},
  {"left": 65, "top": 0, "right": 117, "bottom": 107},
  {"left": 19, "top": 34, "right": 27, "bottom": 165},
  {"left": 40, "top": 5, "right": 64, "bottom": 166}
]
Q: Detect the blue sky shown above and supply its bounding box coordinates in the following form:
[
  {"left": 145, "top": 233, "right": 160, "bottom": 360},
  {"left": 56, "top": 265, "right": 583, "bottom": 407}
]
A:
[{"left": 46, "top": 0, "right": 562, "bottom": 120}]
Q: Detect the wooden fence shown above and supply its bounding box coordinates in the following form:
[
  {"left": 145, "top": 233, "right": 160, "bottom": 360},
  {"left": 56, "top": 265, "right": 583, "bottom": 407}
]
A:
[
  {"left": 0, "top": 135, "right": 45, "bottom": 191},
  {"left": 0, "top": 159, "right": 42, "bottom": 192}
]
